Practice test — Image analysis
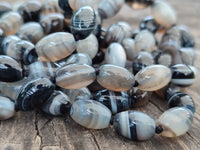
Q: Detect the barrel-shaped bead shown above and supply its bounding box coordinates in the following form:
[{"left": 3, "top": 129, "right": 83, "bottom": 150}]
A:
[
  {"left": 70, "top": 100, "right": 111, "bottom": 129},
  {"left": 122, "top": 38, "right": 137, "bottom": 61},
  {"left": 36, "top": 32, "right": 76, "bottom": 62},
  {"left": 56, "top": 64, "right": 96, "bottom": 89},
  {"left": 113, "top": 111, "right": 156, "bottom": 141},
  {"left": 65, "top": 53, "right": 92, "bottom": 66},
  {"left": 97, "top": 64, "right": 135, "bottom": 92},
  {"left": 94, "top": 89, "right": 131, "bottom": 114},
  {"left": 135, "top": 65, "right": 172, "bottom": 91},
  {"left": 158, "top": 107, "right": 193, "bottom": 137}
]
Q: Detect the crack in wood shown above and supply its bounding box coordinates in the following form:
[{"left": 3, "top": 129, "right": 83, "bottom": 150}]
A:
[
  {"left": 149, "top": 100, "right": 165, "bottom": 112},
  {"left": 34, "top": 111, "right": 43, "bottom": 150},
  {"left": 186, "top": 132, "right": 200, "bottom": 146},
  {"left": 89, "top": 130, "right": 101, "bottom": 150}
]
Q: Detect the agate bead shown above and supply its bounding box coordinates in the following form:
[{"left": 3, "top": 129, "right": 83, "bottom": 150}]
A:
[
  {"left": 70, "top": 100, "right": 111, "bottom": 129},
  {"left": 65, "top": 53, "right": 92, "bottom": 66},
  {"left": 113, "top": 111, "right": 156, "bottom": 141},
  {"left": 140, "top": 16, "right": 159, "bottom": 33},
  {"left": 122, "top": 38, "right": 137, "bottom": 61}
]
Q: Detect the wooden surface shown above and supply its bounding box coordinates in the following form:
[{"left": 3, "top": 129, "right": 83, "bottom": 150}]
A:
[{"left": 1, "top": 0, "right": 200, "bottom": 150}]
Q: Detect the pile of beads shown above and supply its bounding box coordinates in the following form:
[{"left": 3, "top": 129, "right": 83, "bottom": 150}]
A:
[{"left": 0, "top": 0, "right": 198, "bottom": 141}]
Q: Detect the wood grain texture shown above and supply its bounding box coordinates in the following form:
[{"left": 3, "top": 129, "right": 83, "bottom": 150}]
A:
[{"left": 0, "top": 0, "right": 200, "bottom": 150}]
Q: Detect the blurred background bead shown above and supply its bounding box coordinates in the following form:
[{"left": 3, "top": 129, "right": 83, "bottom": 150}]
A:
[
  {"left": 42, "top": 90, "right": 71, "bottom": 115},
  {"left": 94, "top": 89, "right": 131, "bottom": 114},
  {"left": 168, "top": 92, "right": 195, "bottom": 113},
  {"left": 92, "top": 49, "right": 105, "bottom": 65},
  {"left": 171, "top": 64, "right": 195, "bottom": 86},
  {"left": 16, "top": 22, "right": 44, "bottom": 44},
  {"left": 0, "top": 2, "right": 12, "bottom": 16},
  {"left": 0, "top": 55, "right": 23, "bottom": 82},
  {"left": 122, "top": 38, "right": 137, "bottom": 61},
  {"left": 140, "top": 16, "right": 159, "bottom": 33},
  {"left": 40, "top": 13, "right": 65, "bottom": 34},
  {"left": 152, "top": 50, "right": 173, "bottom": 67},
  {"left": 125, "top": 0, "right": 154, "bottom": 9},
  {"left": 158, "top": 107, "right": 193, "bottom": 137},
  {"left": 42, "top": 0, "right": 62, "bottom": 15},
  {"left": 56, "top": 64, "right": 96, "bottom": 89},
  {"left": 136, "top": 51, "right": 154, "bottom": 66},
  {"left": 134, "top": 30, "right": 156, "bottom": 53},
  {"left": 132, "top": 62, "right": 146, "bottom": 75},
  {"left": 17, "top": 1, "right": 42, "bottom": 22},
  {"left": 151, "top": 1, "right": 176, "bottom": 28},
  {"left": 97, "top": 64, "right": 135, "bottom": 92},
  {"left": 65, "top": 53, "right": 92, "bottom": 66},
  {"left": 58, "top": 0, "right": 73, "bottom": 18},
  {"left": 70, "top": 100, "right": 111, "bottom": 129},
  {"left": 117, "top": 21, "right": 132, "bottom": 38},
  {"left": 135, "top": 65, "right": 171, "bottom": 91},
  {"left": 70, "top": 6, "right": 96, "bottom": 40},
  {"left": 105, "top": 43, "right": 126, "bottom": 67},
  {"left": 36, "top": 32, "right": 76, "bottom": 62},
  {"left": 114, "top": 111, "right": 156, "bottom": 141},
  {"left": 179, "top": 48, "right": 195, "bottom": 65},
  {"left": 0, "top": 11, "right": 23, "bottom": 36},
  {"left": 68, "top": 0, "right": 94, "bottom": 11},
  {"left": 76, "top": 34, "right": 98, "bottom": 59},
  {"left": 98, "top": 0, "right": 125, "bottom": 19},
  {"left": 0, "top": 95, "right": 15, "bottom": 120}
]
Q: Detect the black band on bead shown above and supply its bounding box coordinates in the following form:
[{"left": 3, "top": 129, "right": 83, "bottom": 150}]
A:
[
  {"left": 133, "top": 81, "right": 139, "bottom": 87},
  {"left": 155, "top": 125, "right": 163, "bottom": 134},
  {"left": 60, "top": 103, "right": 72, "bottom": 115}
]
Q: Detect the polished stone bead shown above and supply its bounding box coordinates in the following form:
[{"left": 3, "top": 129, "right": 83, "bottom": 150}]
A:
[
  {"left": 68, "top": 0, "right": 94, "bottom": 11},
  {"left": 105, "top": 43, "right": 127, "bottom": 67},
  {"left": 151, "top": 1, "right": 177, "bottom": 28},
  {"left": 0, "top": 95, "right": 15, "bottom": 120},
  {"left": 36, "top": 32, "right": 76, "bottom": 62},
  {"left": 168, "top": 92, "right": 195, "bottom": 113},
  {"left": 152, "top": 50, "right": 173, "bottom": 67},
  {"left": 114, "top": 111, "right": 156, "bottom": 141},
  {"left": 0, "top": 2, "right": 12, "bottom": 16},
  {"left": 94, "top": 89, "right": 131, "bottom": 114},
  {"left": 65, "top": 53, "right": 92, "bottom": 66},
  {"left": 98, "top": 0, "right": 124, "bottom": 19},
  {"left": 135, "top": 65, "right": 171, "bottom": 91},
  {"left": 70, "top": 100, "right": 111, "bottom": 129},
  {"left": 125, "top": 0, "right": 154, "bottom": 9},
  {"left": 180, "top": 48, "right": 195, "bottom": 65},
  {"left": 134, "top": 30, "right": 156, "bottom": 53},
  {"left": 140, "top": 16, "right": 159, "bottom": 33},
  {"left": 171, "top": 64, "right": 195, "bottom": 86},
  {"left": 117, "top": 22, "right": 132, "bottom": 38},
  {"left": 136, "top": 51, "right": 154, "bottom": 66},
  {"left": 122, "top": 38, "right": 137, "bottom": 61},
  {"left": 76, "top": 34, "right": 98, "bottom": 59},
  {"left": 42, "top": 90, "right": 71, "bottom": 115},
  {"left": 97, "top": 64, "right": 135, "bottom": 92},
  {"left": 56, "top": 64, "right": 96, "bottom": 89},
  {"left": 158, "top": 107, "right": 193, "bottom": 137},
  {"left": 61, "top": 87, "right": 92, "bottom": 103}
]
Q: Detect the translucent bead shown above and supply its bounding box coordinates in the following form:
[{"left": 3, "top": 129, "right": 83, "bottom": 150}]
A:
[
  {"left": 122, "top": 38, "right": 137, "bottom": 61},
  {"left": 158, "top": 107, "right": 193, "bottom": 137},
  {"left": 56, "top": 64, "right": 96, "bottom": 89},
  {"left": 70, "top": 100, "right": 111, "bottom": 129},
  {"left": 113, "top": 111, "right": 156, "bottom": 141},
  {"left": 151, "top": 1, "right": 176, "bottom": 28},
  {"left": 0, "top": 95, "right": 15, "bottom": 120},
  {"left": 94, "top": 89, "right": 131, "bottom": 114},
  {"left": 97, "top": 64, "right": 135, "bottom": 92},
  {"left": 105, "top": 43, "right": 126, "bottom": 67},
  {"left": 135, "top": 65, "right": 171, "bottom": 91},
  {"left": 65, "top": 53, "right": 92, "bottom": 66},
  {"left": 168, "top": 92, "right": 195, "bottom": 113}
]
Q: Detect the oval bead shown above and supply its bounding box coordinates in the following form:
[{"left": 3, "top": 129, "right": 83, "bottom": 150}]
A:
[
  {"left": 113, "top": 111, "right": 156, "bottom": 141},
  {"left": 70, "top": 6, "right": 96, "bottom": 40},
  {"left": 105, "top": 43, "right": 126, "bottom": 67},
  {"left": 65, "top": 53, "right": 92, "bottom": 66},
  {"left": 135, "top": 65, "right": 171, "bottom": 91},
  {"left": 76, "top": 34, "right": 98, "bottom": 59},
  {"left": 117, "top": 22, "right": 132, "bottom": 38},
  {"left": 171, "top": 64, "right": 195, "bottom": 86},
  {"left": 0, "top": 95, "right": 15, "bottom": 120},
  {"left": 36, "top": 32, "right": 76, "bottom": 62},
  {"left": 134, "top": 30, "right": 156, "bottom": 53},
  {"left": 168, "top": 92, "right": 195, "bottom": 113},
  {"left": 122, "top": 38, "right": 137, "bottom": 61},
  {"left": 158, "top": 107, "right": 193, "bottom": 137},
  {"left": 180, "top": 48, "right": 195, "bottom": 65},
  {"left": 136, "top": 51, "right": 154, "bottom": 66},
  {"left": 70, "top": 100, "right": 111, "bottom": 129},
  {"left": 97, "top": 64, "right": 135, "bottom": 92},
  {"left": 151, "top": 1, "right": 176, "bottom": 28},
  {"left": 94, "top": 89, "right": 131, "bottom": 114},
  {"left": 98, "top": 0, "right": 124, "bottom": 19},
  {"left": 56, "top": 64, "right": 96, "bottom": 89}
]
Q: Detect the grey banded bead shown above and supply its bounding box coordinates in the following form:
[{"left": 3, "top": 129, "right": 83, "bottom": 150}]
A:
[
  {"left": 135, "top": 65, "right": 171, "bottom": 91},
  {"left": 70, "top": 100, "right": 111, "bottom": 129},
  {"left": 117, "top": 22, "right": 132, "bottom": 38},
  {"left": 97, "top": 64, "right": 135, "bottom": 92},
  {"left": 36, "top": 32, "right": 76, "bottom": 62},
  {"left": 0, "top": 95, "right": 15, "bottom": 120},
  {"left": 105, "top": 43, "right": 126, "bottom": 67},
  {"left": 56, "top": 64, "right": 96, "bottom": 89},
  {"left": 65, "top": 53, "right": 92, "bottom": 66},
  {"left": 42, "top": 90, "right": 71, "bottom": 115},
  {"left": 171, "top": 64, "right": 195, "bottom": 86},
  {"left": 168, "top": 92, "right": 195, "bottom": 113},
  {"left": 76, "top": 34, "right": 98, "bottom": 59},
  {"left": 158, "top": 107, "right": 193, "bottom": 137},
  {"left": 151, "top": 1, "right": 177, "bottom": 28},
  {"left": 113, "top": 111, "right": 156, "bottom": 141},
  {"left": 94, "top": 89, "right": 131, "bottom": 114},
  {"left": 98, "top": 0, "right": 125, "bottom": 19}
]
